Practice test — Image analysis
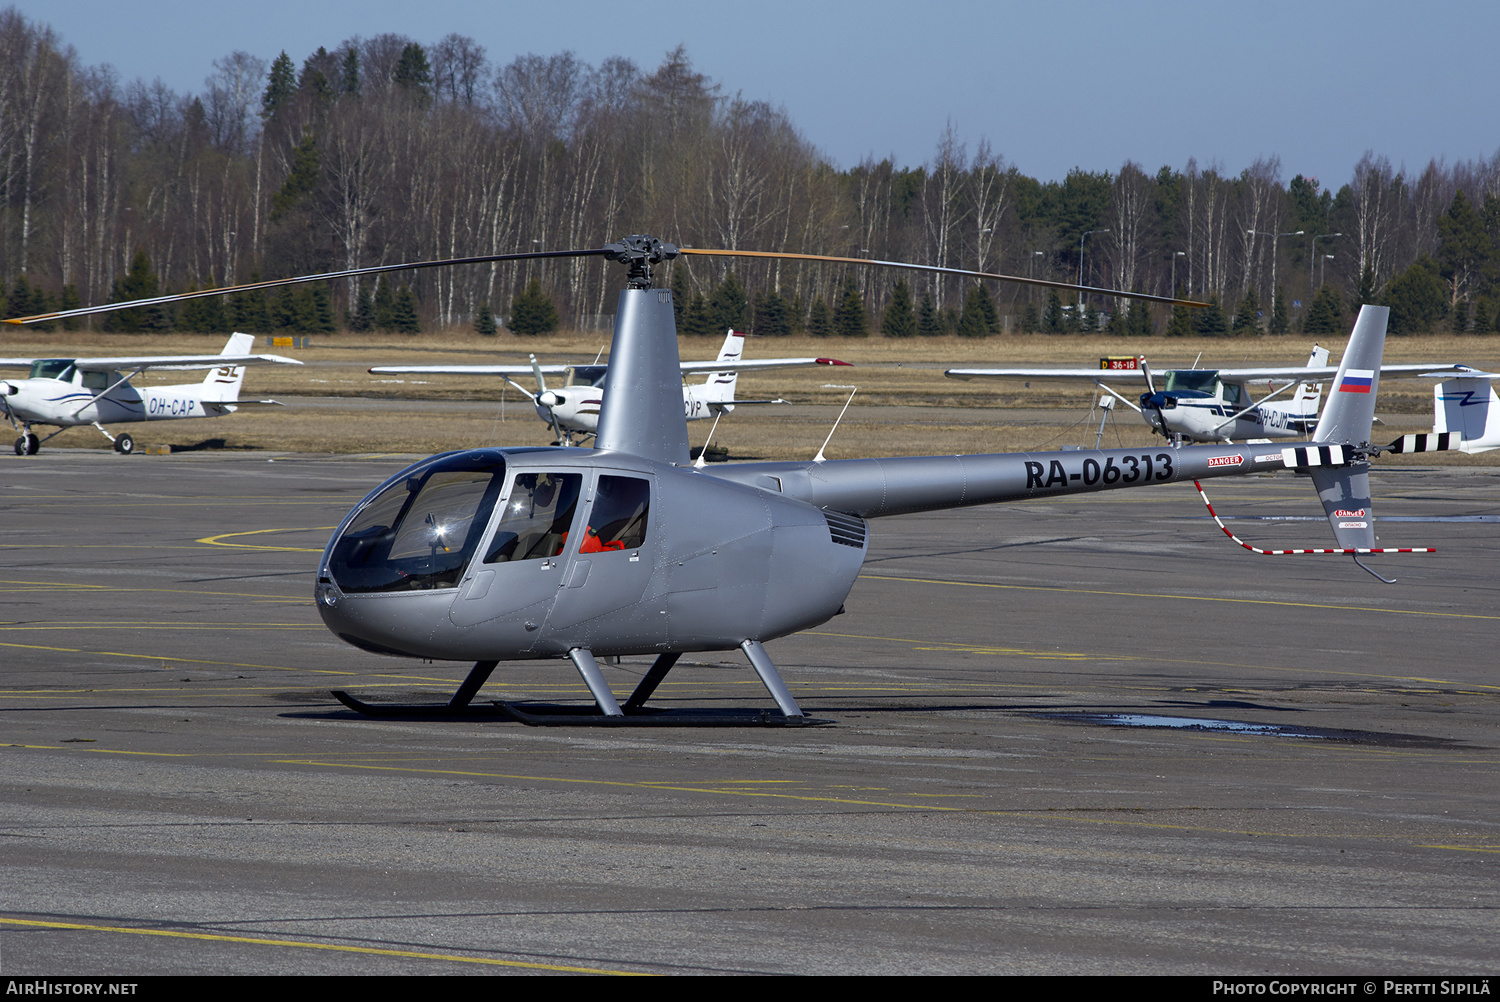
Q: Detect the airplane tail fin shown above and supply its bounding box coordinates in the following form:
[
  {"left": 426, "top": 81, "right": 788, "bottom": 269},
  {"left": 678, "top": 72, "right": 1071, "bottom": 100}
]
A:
[
  {"left": 1290, "top": 344, "right": 1330, "bottom": 416},
  {"left": 1312, "top": 306, "right": 1387, "bottom": 446},
  {"left": 1433, "top": 375, "right": 1500, "bottom": 454},
  {"left": 1305, "top": 306, "right": 1389, "bottom": 555},
  {"left": 701, "top": 328, "right": 744, "bottom": 403},
  {"left": 200, "top": 332, "right": 253, "bottom": 402}
]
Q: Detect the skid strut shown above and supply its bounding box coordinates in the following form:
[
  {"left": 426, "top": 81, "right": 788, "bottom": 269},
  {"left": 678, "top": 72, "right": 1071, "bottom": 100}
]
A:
[
  {"left": 331, "top": 660, "right": 500, "bottom": 717},
  {"left": 333, "top": 645, "right": 827, "bottom": 726}
]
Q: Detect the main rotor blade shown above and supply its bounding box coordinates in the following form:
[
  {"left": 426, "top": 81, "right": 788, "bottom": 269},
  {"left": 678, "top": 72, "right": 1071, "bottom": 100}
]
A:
[
  {"left": 678, "top": 248, "right": 1209, "bottom": 308},
  {"left": 3, "top": 248, "right": 607, "bottom": 325}
]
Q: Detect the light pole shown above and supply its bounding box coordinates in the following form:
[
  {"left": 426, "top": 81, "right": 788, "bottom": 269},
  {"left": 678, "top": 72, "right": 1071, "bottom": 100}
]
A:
[
  {"left": 1321, "top": 253, "right": 1334, "bottom": 287},
  {"left": 1311, "top": 232, "right": 1341, "bottom": 291},
  {"left": 1170, "top": 250, "right": 1185, "bottom": 297}
]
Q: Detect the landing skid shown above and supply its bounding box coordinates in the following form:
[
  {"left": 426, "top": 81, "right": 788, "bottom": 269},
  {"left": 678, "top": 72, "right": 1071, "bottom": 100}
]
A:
[{"left": 330, "top": 642, "right": 827, "bottom": 727}]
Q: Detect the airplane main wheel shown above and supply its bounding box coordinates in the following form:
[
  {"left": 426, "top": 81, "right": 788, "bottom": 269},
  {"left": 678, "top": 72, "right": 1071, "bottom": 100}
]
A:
[
  {"left": 113, "top": 433, "right": 134, "bottom": 455},
  {"left": 13, "top": 437, "right": 24, "bottom": 456},
  {"left": 22, "top": 433, "right": 39, "bottom": 455}
]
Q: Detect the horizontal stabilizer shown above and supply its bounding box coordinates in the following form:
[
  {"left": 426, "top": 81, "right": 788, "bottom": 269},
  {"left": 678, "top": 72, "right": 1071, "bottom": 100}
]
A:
[
  {"left": 1386, "top": 432, "right": 1458, "bottom": 454},
  {"left": 1282, "top": 444, "right": 1349, "bottom": 467}
]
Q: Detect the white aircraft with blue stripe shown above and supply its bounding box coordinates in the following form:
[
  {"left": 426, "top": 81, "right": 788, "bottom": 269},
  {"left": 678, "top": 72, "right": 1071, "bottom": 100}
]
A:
[
  {"left": 1, "top": 332, "right": 300, "bottom": 455},
  {"left": 948, "top": 345, "right": 1482, "bottom": 445}
]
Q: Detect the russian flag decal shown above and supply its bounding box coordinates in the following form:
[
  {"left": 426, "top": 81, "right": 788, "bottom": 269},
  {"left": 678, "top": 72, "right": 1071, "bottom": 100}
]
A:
[{"left": 1338, "top": 368, "right": 1374, "bottom": 393}]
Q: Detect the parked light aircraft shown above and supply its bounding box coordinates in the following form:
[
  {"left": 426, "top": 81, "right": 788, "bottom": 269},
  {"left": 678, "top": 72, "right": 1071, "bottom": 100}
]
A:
[
  {"left": 9, "top": 237, "right": 1440, "bottom": 726},
  {"left": 0, "top": 333, "right": 300, "bottom": 455},
  {"left": 369, "top": 327, "right": 849, "bottom": 446},
  {"left": 1430, "top": 372, "right": 1500, "bottom": 453},
  {"left": 947, "top": 348, "right": 1482, "bottom": 444}
]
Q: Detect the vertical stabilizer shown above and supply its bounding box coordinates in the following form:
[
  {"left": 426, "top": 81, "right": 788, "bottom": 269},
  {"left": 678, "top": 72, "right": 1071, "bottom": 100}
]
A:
[
  {"left": 200, "top": 332, "right": 254, "bottom": 402},
  {"left": 1291, "top": 344, "right": 1330, "bottom": 417},
  {"left": 1434, "top": 376, "right": 1500, "bottom": 454},
  {"left": 1313, "top": 306, "right": 1388, "bottom": 444},
  {"left": 701, "top": 328, "right": 745, "bottom": 403},
  {"left": 594, "top": 289, "right": 691, "bottom": 464}
]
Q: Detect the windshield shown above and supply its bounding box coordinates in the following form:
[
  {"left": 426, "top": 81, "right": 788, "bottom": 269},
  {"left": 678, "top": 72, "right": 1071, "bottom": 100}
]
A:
[
  {"left": 327, "top": 452, "right": 507, "bottom": 593},
  {"left": 29, "top": 359, "right": 74, "bottom": 380},
  {"left": 1164, "top": 370, "right": 1218, "bottom": 397},
  {"left": 567, "top": 365, "right": 608, "bottom": 388}
]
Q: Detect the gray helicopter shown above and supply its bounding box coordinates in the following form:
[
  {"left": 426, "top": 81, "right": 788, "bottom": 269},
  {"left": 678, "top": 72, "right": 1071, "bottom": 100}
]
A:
[{"left": 10, "top": 237, "right": 1435, "bottom": 726}]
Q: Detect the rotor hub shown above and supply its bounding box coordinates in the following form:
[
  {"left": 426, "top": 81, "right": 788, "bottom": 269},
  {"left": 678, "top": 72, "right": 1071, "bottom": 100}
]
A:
[{"left": 601, "top": 235, "right": 679, "bottom": 290}]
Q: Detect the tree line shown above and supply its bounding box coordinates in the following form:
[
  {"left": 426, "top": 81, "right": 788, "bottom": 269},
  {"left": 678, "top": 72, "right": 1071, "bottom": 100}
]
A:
[{"left": 2, "top": 8, "right": 1499, "bottom": 338}]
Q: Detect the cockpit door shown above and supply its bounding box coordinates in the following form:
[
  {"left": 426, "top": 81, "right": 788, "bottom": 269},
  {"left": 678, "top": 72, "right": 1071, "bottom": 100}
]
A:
[
  {"left": 448, "top": 471, "right": 582, "bottom": 636},
  {"left": 543, "top": 471, "right": 659, "bottom": 642}
]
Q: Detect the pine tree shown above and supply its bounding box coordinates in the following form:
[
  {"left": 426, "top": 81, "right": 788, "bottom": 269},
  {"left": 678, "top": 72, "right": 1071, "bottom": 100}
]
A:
[
  {"left": 1305, "top": 284, "right": 1346, "bottom": 335},
  {"left": 1017, "top": 302, "right": 1041, "bottom": 334},
  {"left": 832, "top": 276, "right": 868, "bottom": 337},
  {"left": 709, "top": 271, "right": 748, "bottom": 333},
  {"left": 1194, "top": 296, "right": 1228, "bottom": 337},
  {"left": 509, "top": 278, "right": 558, "bottom": 335},
  {"left": 474, "top": 302, "right": 497, "bottom": 336},
  {"left": 262, "top": 52, "right": 295, "bottom": 120},
  {"left": 231, "top": 277, "right": 271, "bottom": 333},
  {"left": 394, "top": 43, "right": 433, "bottom": 101},
  {"left": 348, "top": 282, "right": 374, "bottom": 332},
  {"left": 682, "top": 292, "right": 713, "bottom": 337},
  {"left": 1231, "top": 289, "right": 1260, "bottom": 334},
  {"left": 270, "top": 132, "right": 320, "bottom": 220},
  {"left": 754, "top": 289, "right": 792, "bottom": 337},
  {"left": 958, "top": 285, "right": 993, "bottom": 338},
  {"left": 1357, "top": 260, "right": 1378, "bottom": 305},
  {"left": 391, "top": 286, "right": 421, "bottom": 334},
  {"left": 916, "top": 292, "right": 942, "bottom": 336},
  {"left": 306, "top": 285, "right": 336, "bottom": 333},
  {"left": 1043, "top": 290, "right": 1065, "bottom": 333},
  {"left": 1473, "top": 296, "right": 1494, "bottom": 336},
  {"left": 271, "top": 287, "right": 299, "bottom": 330},
  {"left": 1165, "top": 302, "right": 1194, "bottom": 338},
  {"left": 881, "top": 280, "right": 916, "bottom": 338},
  {"left": 1127, "top": 298, "right": 1153, "bottom": 338},
  {"left": 105, "top": 247, "right": 170, "bottom": 332},
  {"left": 341, "top": 48, "right": 361, "bottom": 97},
  {"left": 807, "top": 298, "right": 832, "bottom": 337},
  {"left": 373, "top": 279, "right": 395, "bottom": 330},
  {"left": 59, "top": 284, "right": 81, "bottom": 332}
]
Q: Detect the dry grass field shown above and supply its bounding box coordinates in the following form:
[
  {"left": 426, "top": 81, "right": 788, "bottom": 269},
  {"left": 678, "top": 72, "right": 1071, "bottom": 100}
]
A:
[{"left": 5, "top": 326, "right": 1500, "bottom": 463}]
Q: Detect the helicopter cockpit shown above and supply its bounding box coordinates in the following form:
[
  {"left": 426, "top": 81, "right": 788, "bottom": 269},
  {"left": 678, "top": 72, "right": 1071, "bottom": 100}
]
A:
[{"left": 325, "top": 451, "right": 510, "bottom": 593}]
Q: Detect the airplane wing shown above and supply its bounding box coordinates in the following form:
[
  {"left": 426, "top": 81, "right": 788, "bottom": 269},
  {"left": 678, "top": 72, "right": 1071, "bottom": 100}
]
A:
[
  {"left": 71, "top": 353, "right": 301, "bottom": 371},
  {"left": 945, "top": 368, "right": 1139, "bottom": 381},
  {"left": 679, "top": 357, "right": 849, "bottom": 374},
  {"left": 947, "top": 363, "right": 1482, "bottom": 382},
  {"left": 368, "top": 364, "right": 570, "bottom": 376},
  {"left": 1212, "top": 363, "right": 1481, "bottom": 381},
  {"left": 0, "top": 358, "right": 38, "bottom": 369},
  {"left": 369, "top": 358, "right": 849, "bottom": 375}
]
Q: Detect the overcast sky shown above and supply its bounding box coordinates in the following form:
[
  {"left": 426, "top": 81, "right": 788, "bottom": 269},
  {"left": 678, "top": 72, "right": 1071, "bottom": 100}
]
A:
[{"left": 16, "top": 0, "right": 1499, "bottom": 187}]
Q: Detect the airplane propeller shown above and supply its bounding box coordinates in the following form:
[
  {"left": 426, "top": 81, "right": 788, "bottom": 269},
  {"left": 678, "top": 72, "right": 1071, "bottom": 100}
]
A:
[
  {"left": 530, "top": 354, "right": 567, "bottom": 444},
  {"left": 1134, "top": 356, "right": 1176, "bottom": 440}
]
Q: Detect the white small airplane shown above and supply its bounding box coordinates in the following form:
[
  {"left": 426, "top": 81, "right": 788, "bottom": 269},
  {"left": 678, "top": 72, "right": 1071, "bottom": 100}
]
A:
[
  {"left": 371, "top": 328, "right": 850, "bottom": 446},
  {"left": 1427, "top": 372, "right": 1500, "bottom": 453},
  {"left": 1, "top": 332, "right": 300, "bottom": 455},
  {"left": 948, "top": 344, "right": 1482, "bottom": 444}
]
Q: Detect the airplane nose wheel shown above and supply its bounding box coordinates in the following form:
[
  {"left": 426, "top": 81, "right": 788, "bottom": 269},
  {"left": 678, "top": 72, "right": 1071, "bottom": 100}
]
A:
[{"left": 113, "top": 433, "right": 134, "bottom": 455}]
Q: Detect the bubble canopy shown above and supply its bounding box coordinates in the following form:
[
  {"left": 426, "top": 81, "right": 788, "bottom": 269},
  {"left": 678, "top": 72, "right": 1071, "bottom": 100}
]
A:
[{"left": 325, "top": 451, "right": 509, "bottom": 593}]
